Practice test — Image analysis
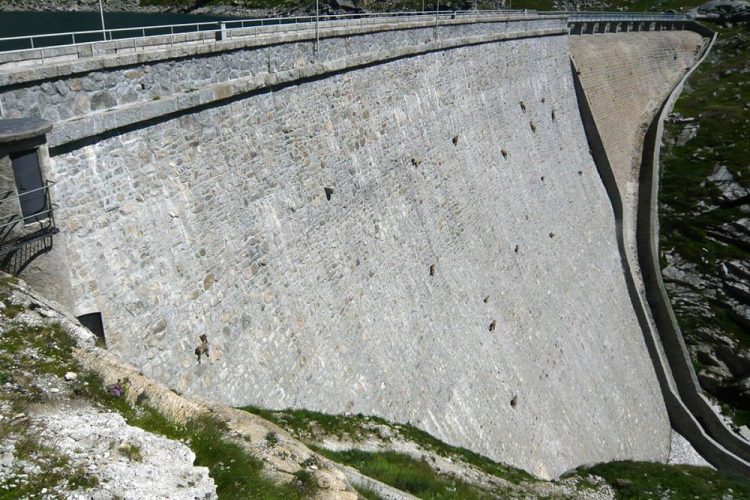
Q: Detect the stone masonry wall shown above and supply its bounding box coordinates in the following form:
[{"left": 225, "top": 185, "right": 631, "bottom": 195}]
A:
[
  {"left": 38, "top": 30, "right": 672, "bottom": 478},
  {"left": 0, "top": 17, "right": 564, "bottom": 123}
]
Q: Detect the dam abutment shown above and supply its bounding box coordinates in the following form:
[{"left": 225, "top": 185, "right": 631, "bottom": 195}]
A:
[
  {"left": 571, "top": 29, "right": 750, "bottom": 474},
  {"left": 634, "top": 29, "right": 750, "bottom": 470}
]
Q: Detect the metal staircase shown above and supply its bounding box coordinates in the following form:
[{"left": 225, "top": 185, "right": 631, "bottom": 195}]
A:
[{"left": 0, "top": 181, "right": 59, "bottom": 275}]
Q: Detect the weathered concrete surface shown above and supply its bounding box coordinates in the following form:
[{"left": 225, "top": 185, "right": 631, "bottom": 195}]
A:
[
  {"left": 569, "top": 32, "right": 704, "bottom": 268},
  {"left": 30, "top": 27, "right": 672, "bottom": 478},
  {"left": 569, "top": 32, "right": 705, "bottom": 392},
  {"left": 569, "top": 29, "right": 707, "bottom": 466}
]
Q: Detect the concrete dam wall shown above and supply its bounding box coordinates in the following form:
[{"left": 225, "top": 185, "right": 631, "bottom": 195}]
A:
[{"left": 0, "top": 15, "right": 708, "bottom": 478}]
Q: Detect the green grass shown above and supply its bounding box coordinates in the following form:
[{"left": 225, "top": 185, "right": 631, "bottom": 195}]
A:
[
  {"left": 0, "top": 422, "right": 99, "bottom": 499},
  {"left": 119, "top": 443, "right": 144, "bottom": 462},
  {"left": 573, "top": 461, "right": 750, "bottom": 499},
  {"left": 76, "top": 373, "right": 316, "bottom": 499},
  {"left": 353, "top": 483, "right": 386, "bottom": 500},
  {"left": 241, "top": 405, "right": 536, "bottom": 485},
  {"left": 0, "top": 287, "right": 315, "bottom": 500},
  {"left": 0, "top": 323, "right": 78, "bottom": 377},
  {"left": 314, "top": 448, "right": 496, "bottom": 499}
]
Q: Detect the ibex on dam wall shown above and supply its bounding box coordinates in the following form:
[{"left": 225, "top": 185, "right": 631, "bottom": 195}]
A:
[{"left": 195, "top": 334, "right": 209, "bottom": 364}]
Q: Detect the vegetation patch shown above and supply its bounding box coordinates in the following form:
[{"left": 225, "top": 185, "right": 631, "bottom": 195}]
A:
[
  {"left": 0, "top": 285, "right": 314, "bottom": 500},
  {"left": 242, "top": 405, "right": 536, "bottom": 485},
  {"left": 76, "top": 373, "right": 316, "bottom": 499},
  {"left": 315, "top": 448, "right": 496, "bottom": 499},
  {"left": 572, "top": 460, "right": 750, "bottom": 500}
]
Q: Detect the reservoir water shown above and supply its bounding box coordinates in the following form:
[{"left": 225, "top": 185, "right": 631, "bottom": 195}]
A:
[{"left": 0, "top": 11, "right": 239, "bottom": 50}]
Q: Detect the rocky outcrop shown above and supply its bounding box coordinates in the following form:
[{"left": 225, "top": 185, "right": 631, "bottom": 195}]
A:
[
  {"left": 661, "top": 108, "right": 750, "bottom": 420},
  {"left": 696, "top": 1, "right": 750, "bottom": 21},
  {"left": 663, "top": 253, "right": 750, "bottom": 408},
  {"left": 0, "top": 0, "right": 144, "bottom": 13},
  {"left": 0, "top": 277, "right": 358, "bottom": 499}
]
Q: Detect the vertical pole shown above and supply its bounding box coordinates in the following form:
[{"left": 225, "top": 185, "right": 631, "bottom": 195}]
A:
[
  {"left": 99, "top": 0, "right": 106, "bottom": 41},
  {"left": 315, "top": 0, "right": 320, "bottom": 53},
  {"left": 434, "top": 0, "right": 440, "bottom": 36}
]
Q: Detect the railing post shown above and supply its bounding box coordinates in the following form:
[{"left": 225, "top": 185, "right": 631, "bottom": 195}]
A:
[{"left": 315, "top": 0, "right": 320, "bottom": 54}]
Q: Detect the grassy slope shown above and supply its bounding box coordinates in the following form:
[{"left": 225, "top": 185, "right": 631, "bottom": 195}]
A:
[
  {"left": 242, "top": 405, "right": 750, "bottom": 499},
  {"left": 243, "top": 405, "right": 538, "bottom": 498},
  {"left": 572, "top": 461, "right": 750, "bottom": 500},
  {"left": 0, "top": 282, "right": 315, "bottom": 499}
]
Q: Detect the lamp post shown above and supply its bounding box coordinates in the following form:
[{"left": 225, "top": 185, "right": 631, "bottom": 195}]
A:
[
  {"left": 99, "top": 0, "right": 106, "bottom": 40},
  {"left": 315, "top": 0, "right": 319, "bottom": 52}
]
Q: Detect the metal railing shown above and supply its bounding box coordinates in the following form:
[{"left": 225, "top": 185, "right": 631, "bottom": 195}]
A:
[
  {"left": 567, "top": 12, "right": 690, "bottom": 22},
  {"left": 0, "top": 181, "right": 59, "bottom": 259},
  {"left": 0, "top": 9, "right": 532, "bottom": 54}
]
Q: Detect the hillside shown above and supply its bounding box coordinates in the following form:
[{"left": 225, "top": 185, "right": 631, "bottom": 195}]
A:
[{"left": 659, "top": 20, "right": 750, "bottom": 429}]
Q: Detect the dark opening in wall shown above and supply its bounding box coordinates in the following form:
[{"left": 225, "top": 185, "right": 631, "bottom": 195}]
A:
[
  {"left": 529, "top": 122, "right": 536, "bottom": 133},
  {"left": 551, "top": 110, "right": 556, "bottom": 122},
  {"left": 501, "top": 149, "right": 508, "bottom": 159},
  {"left": 77, "top": 312, "right": 105, "bottom": 342},
  {"left": 429, "top": 264, "right": 436, "bottom": 276},
  {"left": 10, "top": 149, "right": 47, "bottom": 222},
  {"left": 519, "top": 101, "right": 526, "bottom": 112},
  {"left": 324, "top": 187, "right": 334, "bottom": 201},
  {"left": 452, "top": 135, "right": 459, "bottom": 146}
]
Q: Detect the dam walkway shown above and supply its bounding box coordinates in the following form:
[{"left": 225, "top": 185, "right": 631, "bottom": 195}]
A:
[{"left": 0, "top": 9, "right": 689, "bottom": 70}]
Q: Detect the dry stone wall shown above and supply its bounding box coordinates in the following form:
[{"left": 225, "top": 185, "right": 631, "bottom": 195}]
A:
[{"left": 25, "top": 22, "right": 675, "bottom": 479}]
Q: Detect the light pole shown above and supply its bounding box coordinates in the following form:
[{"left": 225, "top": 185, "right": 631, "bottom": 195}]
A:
[
  {"left": 98, "top": 0, "right": 106, "bottom": 40},
  {"left": 315, "top": 0, "right": 319, "bottom": 53}
]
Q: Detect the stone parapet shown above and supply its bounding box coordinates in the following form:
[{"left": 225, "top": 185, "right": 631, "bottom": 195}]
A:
[{"left": 0, "top": 16, "right": 565, "bottom": 134}]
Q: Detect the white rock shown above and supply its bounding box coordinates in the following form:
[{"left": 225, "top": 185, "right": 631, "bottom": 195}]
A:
[
  {"left": 38, "top": 308, "right": 56, "bottom": 318},
  {"left": 33, "top": 407, "right": 216, "bottom": 499},
  {"left": 64, "top": 372, "right": 78, "bottom": 381}
]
